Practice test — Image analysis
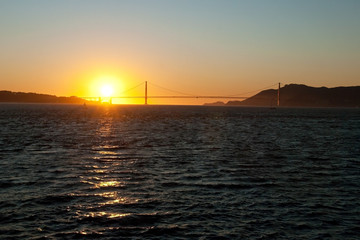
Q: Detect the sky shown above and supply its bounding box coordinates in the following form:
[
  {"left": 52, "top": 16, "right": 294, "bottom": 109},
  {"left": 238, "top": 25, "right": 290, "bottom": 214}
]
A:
[{"left": 0, "top": 0, "right": 359, "bottom": 104}]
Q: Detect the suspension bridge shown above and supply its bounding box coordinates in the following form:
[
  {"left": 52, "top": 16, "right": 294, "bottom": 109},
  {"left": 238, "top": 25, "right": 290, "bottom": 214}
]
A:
[{"left": 81, "top": 82, "right": 281, "bottom": 106}]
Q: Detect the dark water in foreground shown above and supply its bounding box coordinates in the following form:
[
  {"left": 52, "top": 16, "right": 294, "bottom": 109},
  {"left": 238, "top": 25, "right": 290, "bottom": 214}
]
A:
[{"left": 0, "top": 104, "right": 359, "bottom": 239}]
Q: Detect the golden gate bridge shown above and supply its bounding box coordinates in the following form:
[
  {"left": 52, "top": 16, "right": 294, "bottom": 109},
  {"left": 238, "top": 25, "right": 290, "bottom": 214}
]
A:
[{"left": 81, "top": 81, "right": 281, "bottom": 106}]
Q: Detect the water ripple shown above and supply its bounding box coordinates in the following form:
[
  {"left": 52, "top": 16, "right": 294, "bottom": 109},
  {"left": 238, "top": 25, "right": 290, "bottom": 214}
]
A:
[{"left": 0, "top": 104, "right": 359, "bottom": 239}]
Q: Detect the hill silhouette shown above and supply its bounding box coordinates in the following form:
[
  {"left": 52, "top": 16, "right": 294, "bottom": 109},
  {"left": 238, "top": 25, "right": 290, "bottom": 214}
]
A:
[
  {"left": 212, "top": 84, "right": 360, "bottom": 107},
  {"left": 0, "top": 91, "right": 87, "bottom": 104}
]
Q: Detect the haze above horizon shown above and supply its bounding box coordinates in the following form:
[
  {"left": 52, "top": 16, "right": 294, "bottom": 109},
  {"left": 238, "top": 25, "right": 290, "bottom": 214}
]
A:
[{"left": 1, "top": 0, "right": 359, "bottom": 105}]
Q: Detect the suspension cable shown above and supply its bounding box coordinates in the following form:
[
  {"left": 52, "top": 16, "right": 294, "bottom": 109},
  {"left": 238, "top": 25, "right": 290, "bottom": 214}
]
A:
[
  {"left": 119, "top": 82, "right": 145, "bottom": 95},
  {"left": 148, "top": 82, "right": 196, "bottom": 96}
]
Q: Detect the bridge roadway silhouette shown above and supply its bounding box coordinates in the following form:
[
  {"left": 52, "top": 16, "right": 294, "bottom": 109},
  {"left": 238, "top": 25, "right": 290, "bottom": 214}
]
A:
[{"left": 81, "top": 81, "right": 280, "bottom": 105}]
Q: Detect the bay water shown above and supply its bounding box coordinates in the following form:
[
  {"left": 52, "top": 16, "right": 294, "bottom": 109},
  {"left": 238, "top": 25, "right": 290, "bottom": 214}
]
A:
[{"left": 0, "top": 104, "right": 359, "bottom": 239}]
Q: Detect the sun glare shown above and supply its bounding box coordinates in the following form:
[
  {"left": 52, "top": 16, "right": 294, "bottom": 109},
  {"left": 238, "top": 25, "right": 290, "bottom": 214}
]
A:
[
  {"left": 87, "top": 74, "right": 130, "bottom": 103},
  {"left": 100, "top": 84, "right": 114, "bottom": 97}
]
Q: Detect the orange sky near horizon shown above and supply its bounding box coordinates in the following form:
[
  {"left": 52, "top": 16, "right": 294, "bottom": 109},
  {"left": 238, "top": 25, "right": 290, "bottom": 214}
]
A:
[{"left": 1, "top": 1, "right": 359, "bottom": 105}]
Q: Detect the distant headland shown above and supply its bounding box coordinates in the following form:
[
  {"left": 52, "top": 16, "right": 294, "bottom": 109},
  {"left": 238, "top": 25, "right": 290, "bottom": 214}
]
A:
[
  {"left": 0, "top": 91, "right": 86, "bottom": 104},
  {"left": 205, "top": 84, "right": 360, "bottom": 108}
]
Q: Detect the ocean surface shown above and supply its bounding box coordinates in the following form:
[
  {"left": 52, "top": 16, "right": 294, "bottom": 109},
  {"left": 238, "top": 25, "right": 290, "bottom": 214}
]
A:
[{"left": 0, "top": 104, "right": 359, "bottom": 240}]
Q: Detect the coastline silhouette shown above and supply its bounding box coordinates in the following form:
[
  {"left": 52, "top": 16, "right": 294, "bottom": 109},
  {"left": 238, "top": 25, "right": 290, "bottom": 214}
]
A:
[
  {"left": 207, "top": 84, "right": 360, "bottom": 107},
  {"left": 0, "top": 91, "right": 87, "bottom": 104},
  {"left": 2, "top": 84, "right": 359, "bottom": 107}
]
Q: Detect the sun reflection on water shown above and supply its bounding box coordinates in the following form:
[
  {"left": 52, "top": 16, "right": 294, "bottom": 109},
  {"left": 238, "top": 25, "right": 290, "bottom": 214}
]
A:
[
  {"left": 82, "top": 211, "right": 131, "bottom": 219},
  {"left": 73, "top": 190, "right": 139, "bottom": 224},
  {"left": 99, "top": 150, "right": 117, "bottom": 155},
  {"left": 96, "top": 180, "right": 123, "bottom": 188},
  {"left": 73, "top": 113, "right": 142, "bottom": 227},
  {"left": 80, "top": 178, "right": 125, "bottom": 189}
]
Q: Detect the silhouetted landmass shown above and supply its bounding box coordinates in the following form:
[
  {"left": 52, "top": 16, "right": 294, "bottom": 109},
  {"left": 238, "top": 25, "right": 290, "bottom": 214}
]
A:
[
  {"left": 203, "top": 101, "right": 226, "bottom": 106},
  {"left": 0, "top": 91, "right": 87, "bottom": 104},
  {"left": 207, "top": 84, "right": 360, "bottom": 107}
]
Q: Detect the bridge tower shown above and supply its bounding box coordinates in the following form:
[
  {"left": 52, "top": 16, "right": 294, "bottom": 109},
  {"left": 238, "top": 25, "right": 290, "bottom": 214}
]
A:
[
  {"left": 145, "top": 81, "right": 148, "bottom": 105},
  {"left": 277, "top": 82, "right": 280, "bottom": 107}
]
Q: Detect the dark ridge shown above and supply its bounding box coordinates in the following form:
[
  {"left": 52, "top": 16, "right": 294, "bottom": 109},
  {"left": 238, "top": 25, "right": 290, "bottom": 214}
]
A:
[
  {"left": 206, "top": 84, "right": 360, "bottom": 107},
  {"left": 0, "top": 90, "right": 87, "bottom": 104},
  {"left": 203, "top": 101, "right": 226, "bottom": 106}
]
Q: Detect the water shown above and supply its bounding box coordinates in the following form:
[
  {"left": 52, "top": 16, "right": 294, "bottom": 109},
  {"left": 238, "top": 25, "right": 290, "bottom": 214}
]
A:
[{"left": 0, "top": 104, "right": 359, "bottom": 239}]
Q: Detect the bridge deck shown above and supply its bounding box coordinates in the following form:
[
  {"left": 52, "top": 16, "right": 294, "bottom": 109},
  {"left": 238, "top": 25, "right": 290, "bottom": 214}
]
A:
[{"left": 82, "top": 96, "right": 247, "bottom": 99}]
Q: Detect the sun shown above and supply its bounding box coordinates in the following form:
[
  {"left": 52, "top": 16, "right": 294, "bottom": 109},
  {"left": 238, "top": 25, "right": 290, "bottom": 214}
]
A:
[
  {"left": 88, "top": 74, "right": 127, "bottom": 103},
  {"left": 100, "top": 84, "right": 114, "bottom": 97}
]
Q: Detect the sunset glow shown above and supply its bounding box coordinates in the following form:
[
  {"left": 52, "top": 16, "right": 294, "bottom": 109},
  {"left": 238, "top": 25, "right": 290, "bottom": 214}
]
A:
[
  {"left": 88, "top": 75, "right": 123, "bottom": 99},
  {"left": 100, "top": 85, "right": 114, "bottom": 97},
  {"left": 0, "top": 1, "right": 359, "bottom": 105}
]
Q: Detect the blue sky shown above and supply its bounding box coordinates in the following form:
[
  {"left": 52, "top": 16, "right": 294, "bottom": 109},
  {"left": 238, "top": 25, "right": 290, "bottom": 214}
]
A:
[{"left": 0, "top": 0, "right": 359, "bottom": 102}]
